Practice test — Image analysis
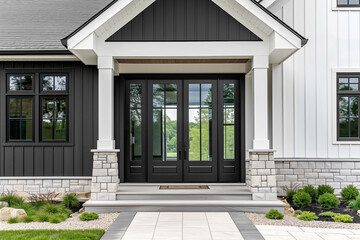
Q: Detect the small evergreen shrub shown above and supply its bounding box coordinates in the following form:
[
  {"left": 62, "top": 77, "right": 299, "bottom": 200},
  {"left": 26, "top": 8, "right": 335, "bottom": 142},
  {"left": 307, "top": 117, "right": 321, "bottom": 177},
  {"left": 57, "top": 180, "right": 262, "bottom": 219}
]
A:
[
  {"left": 318, "top": 211, "right": 337, "bottom": 217},
  {"left": 318, "top": 193, "right": 340, "bottom": 210},
  {"left": 341, "top": 185, "right": 359, "bottom": 202},
  {"left": 79, "top": 212, "right": 99, "bottom": 221},
  {"left": 54, "top": 213, "right": 68, "bottom": 221},
  {"left": 286, "top": 191, "right": 296, "bottom": 201},
  {"left": 265, "top": 209, "right": 284, "bottom": 220},
  {"left": 7, "top": 217, "right": 19, "bottom": 224},
  {"left": 293, "top": 191, "right": 312, "bottom": 208},
  {"left": 0, "top": 192, "right": 24, "bottom": 207},
  {"left": 298, "top": 211, "right": 318, "bottom": 221},
  {"left": 303, "top": 185, "right": 318, "bottom": 202},
  {"left": 349, "top": 195, "right": 360, "bottom": 211},
  {"left": 32, "top": 201, "right": 47, "bottom": 209},
  {"left": 46, "top": 205, "right": 60, "bottom": 214},
  {"left": 332, "top": 214, "right": 353, "bottom": 223},
  {"left": 37, "top": 213, "right": 50, "bottom": 222},
  {"left": 23, "top": 216, "right": 34, "bottom": 223},
  {"left": 317, "top": 185, "right": 335, "bottom": 196},
  {"left": 293, "top": 210, "right": 302, "bottom": 217},
  {"left": 63, "top": 194, "right": 79, "bottom": 209},
  {"left": 49, "top": 217, "right": 61, "bottom": 224}
]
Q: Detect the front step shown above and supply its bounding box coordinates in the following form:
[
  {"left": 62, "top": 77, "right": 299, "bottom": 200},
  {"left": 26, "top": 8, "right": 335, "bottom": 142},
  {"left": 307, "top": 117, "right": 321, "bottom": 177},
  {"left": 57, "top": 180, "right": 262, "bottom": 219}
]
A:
[{"left": 83, "top": 200, "right": 286, "bottom": 214}]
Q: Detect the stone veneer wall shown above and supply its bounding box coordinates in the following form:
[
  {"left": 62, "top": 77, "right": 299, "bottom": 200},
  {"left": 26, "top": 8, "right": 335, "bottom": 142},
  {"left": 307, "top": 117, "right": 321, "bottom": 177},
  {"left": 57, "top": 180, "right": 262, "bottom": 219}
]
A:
[
  {"left": 0, "top": 177, "right": 92, "bottom": 194},
  {"left": 275, "top": 160, "right": 360, "bottom": 195}
]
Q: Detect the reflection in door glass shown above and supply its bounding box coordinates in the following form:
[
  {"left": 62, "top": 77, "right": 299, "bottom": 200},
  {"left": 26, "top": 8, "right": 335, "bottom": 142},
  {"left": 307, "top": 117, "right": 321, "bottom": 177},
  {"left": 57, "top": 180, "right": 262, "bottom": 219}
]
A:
[
  {"left": 189, "top": 84, "right": 212, "bottom": 161},
  {"left": 153, "top": 84, "right": 178, "bottom": 161},
  {"left": 129, "top": 84, "right": 142, "bottom": 161},
  {"left": 224, "top": 83, "right": 235, "bottom": 160}
]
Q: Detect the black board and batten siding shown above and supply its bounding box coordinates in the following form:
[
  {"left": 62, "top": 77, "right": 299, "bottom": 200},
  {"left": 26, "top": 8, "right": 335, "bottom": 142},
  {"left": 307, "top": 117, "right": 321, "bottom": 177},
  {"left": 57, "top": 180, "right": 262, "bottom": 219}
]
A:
[
  {"left": 0, "top": 62, "right": 98, "bottom": 177},
  {"left": 107, "top": 0, "right": 262, "bottom": 42}
]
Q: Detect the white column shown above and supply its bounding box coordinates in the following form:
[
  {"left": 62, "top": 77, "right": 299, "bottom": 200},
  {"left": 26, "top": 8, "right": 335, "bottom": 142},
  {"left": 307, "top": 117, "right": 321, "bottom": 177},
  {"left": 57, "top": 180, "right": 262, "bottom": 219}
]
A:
[
  {"left": 97, "top": 56, "right": 116, "bottom": 150},
  {"left": 252, "top": 56, "right": 270, "bottom": 150}
]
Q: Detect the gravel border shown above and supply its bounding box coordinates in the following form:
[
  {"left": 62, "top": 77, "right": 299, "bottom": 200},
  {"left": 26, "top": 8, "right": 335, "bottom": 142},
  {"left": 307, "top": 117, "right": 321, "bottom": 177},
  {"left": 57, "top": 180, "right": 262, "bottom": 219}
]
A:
[
  {"left": 0, "top": 212, "right": 120, "bottom": 230},
  {"left": 246, "top": 212, "right": 360, "bottom": 230}
]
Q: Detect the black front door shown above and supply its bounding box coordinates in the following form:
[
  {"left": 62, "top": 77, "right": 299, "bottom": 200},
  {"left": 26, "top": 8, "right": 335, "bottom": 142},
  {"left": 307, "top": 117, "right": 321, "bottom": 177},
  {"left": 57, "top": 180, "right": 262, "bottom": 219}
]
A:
[{"left": 124, "top": 76, "right": 244, "bottom": 183}]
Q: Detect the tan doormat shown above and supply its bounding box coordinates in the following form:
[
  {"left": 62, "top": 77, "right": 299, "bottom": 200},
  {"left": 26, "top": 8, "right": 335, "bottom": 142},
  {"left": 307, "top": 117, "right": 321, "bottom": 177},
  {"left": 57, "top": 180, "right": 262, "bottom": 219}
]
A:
[{"left": 160, "top": 185, "right": 209, "bottom": 189}]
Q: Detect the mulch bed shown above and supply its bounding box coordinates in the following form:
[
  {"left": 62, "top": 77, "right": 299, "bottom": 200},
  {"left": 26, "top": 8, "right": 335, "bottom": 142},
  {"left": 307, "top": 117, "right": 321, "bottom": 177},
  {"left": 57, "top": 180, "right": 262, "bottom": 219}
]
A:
[{"left": 288, "top": 199, "right": 360, "bottom": 223}]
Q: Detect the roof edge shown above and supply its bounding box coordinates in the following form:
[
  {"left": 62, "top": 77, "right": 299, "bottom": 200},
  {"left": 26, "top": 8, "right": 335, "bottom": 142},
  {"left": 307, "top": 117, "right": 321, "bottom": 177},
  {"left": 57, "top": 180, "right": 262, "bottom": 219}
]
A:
[
  {"left": 61, "top": 0, "right": 119, "bottom": 48},
  {"left": 0, "top": 50, "right": 72, "bottom": 55},
  {"left": 250, "top": 0, "right": 308, "bottom": 47}
]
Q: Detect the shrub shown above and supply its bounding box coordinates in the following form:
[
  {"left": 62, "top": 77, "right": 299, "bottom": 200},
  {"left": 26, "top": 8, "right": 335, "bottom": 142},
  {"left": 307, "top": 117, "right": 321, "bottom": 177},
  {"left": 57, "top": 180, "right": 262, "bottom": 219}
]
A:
[
  {"left": 318, "top": 211, "right": 337, "bottom": 217},
  {"left": 32, "top": 201, "right": 47, "bottom": 209},
  {"left": 293, "top": 210, "right": 302, "bottom": 217},
  {"left": 63, "top": 194, "right": 79, "bottom": 209},
  {"left": 303, "top": 185, "right": 318, "bottom": 202},
  {"left": 37, "top": 213, "right": 50, "bottom": 222},
  {"left": 298, "top": 211, "right": 318, "bottom": 221},
  {"left": 286, "top": 191, "right": 296, "bottom": 201},
  {"left": 49, "top": 217, "right": 61, "bottom": 224},
  {"left": 23, "top": 216, "right": 34, "bottom": 223},
  {"left": 54, "top": 213, "right": 68, "bottom": 221},
  {"left": 293, "top": 191, "right": 312, "bottom": 208},
  {"left": 265, "top": 209, "right": 284, "bottom": 220},
  {"left": 317, "top": 185, "right": 335, "bottom": 196},
  {"left": 332, "top": 214, "right": 353, "bottom": 223},
  {"left": 341, "top": 185, "right": 359, "bottom": 202},
  {"left": 46, "top": 205, "right": 60, "bottom": 214},
  {"left": 79, "top": 212, "right": 99, "bottom": 221},
  {"left": 349, "top": 195, "right": 360, "bottom": 211},
  {"left": 8, "top": 217, "right": 19, "bottom": 224},
  {"left": 318, "top": 193, "right": 340, "bottom": 210},
  {"left": 59, "top": 206, "right": 72, "bottom": 216},
  {"left": 0, "top": 191, "right": 24, "bottom": 207}
]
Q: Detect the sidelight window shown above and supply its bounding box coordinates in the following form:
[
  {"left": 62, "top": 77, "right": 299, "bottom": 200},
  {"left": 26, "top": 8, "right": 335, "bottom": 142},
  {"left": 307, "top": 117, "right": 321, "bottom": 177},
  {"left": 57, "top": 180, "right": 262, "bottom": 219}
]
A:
[
  {"left": 129, "top": 84, "right": 142, "bottom": 161},
  {"left": 223, "top": 83, "right": 235, "bottom": 160}
]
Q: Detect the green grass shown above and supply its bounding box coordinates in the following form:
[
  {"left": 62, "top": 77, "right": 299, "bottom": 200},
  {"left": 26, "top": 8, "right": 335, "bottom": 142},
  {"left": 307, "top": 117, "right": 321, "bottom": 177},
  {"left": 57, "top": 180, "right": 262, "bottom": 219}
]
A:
[{"left": 0, "top": 230, "right": 105, "bottom": 240}]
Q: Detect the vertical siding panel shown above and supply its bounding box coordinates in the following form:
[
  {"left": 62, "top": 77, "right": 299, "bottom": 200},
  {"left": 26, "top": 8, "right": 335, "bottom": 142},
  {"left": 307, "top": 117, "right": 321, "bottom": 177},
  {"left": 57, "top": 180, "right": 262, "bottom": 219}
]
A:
[
  {"left": 316, "top": 0, "right": 328, "bottom": 158},
  {"left": 143, "top": 5, "right": 154, "bottom": 41},
  {"left": 272, "top": 64, "right": 284, "bottom": 158},
  {"left": 4, "top": 147, "right": 13, "bottom": 176},
  {"left": 185, "top": 0, "right": 195, "bottom": 39},
  {"left": 44, "top": 147, "right": 53, "bottom": 176},
  {"left": 23, "top": 147, "right": 34, "bottom": 176},
  {"left": 13, "top": 147, "right": 23, "bottom": 176},
  {"left": 73, "top": 66, "right": 83, "bottom": 175},
  {"left": 93, "top": 68, "right": 99, "bottom": 151},
  {"left": 64, "top": 147, "right": 74, "bottom": 176},
  {"left": 164, "top": 0, "right": 174, "bottom": 40},
  {"left": 338, "top": 12, "right": 350, "bottom": 67},
  {"left": 174, "top": 0, "right": 185, "bottom": 40},
  {"left": 294, "top": 0, "right": 306, "bottom": 158},
  {"left": 34, "top": 147, "right": 44, "bottom": 176},
  {"left": 53, "top": 147, "right": 63, "bottom": 176},
  {"left": 132, "top": 10, "right": 142, "bottom": 40},
  {"left": 196, "top": 0, "right": 207, "bottom": 40},
  {"left": 208, "top": 3, "right": 218, "bottom": 40},
  {"left": 304, "top": 0, "right": 317, "bottom": 158}
]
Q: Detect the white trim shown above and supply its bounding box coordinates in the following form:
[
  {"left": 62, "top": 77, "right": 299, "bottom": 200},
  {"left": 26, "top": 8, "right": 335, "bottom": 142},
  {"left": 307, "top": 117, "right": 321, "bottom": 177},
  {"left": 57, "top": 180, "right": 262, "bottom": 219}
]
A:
[
  {"left": 275, "top": 158, "right": 360, "bottom": 162},
  {"left": 331, "top": 68, "right": 360, "bottom": 145},
  {"left": 0, "top": 176, "right": 92, "bottom": 180},
  {"left": 332, "top": 0, "right": 360, "bottom": 11},
  {"left": 0, "top": 55, "right": 78, "bottom": 61}
]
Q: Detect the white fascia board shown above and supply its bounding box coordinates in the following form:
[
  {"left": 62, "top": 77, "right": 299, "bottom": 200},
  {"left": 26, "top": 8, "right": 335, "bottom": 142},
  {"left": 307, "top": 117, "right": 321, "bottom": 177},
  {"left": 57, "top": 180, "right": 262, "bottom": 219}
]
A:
[
  {"left": 269, "top": 31, "right": 298, "bottom": 63},
  {"left": 267, "top": 0, "right": 290, "bottom": 13},
  {"left": 97, "top": 41, "right": 269, "bottom": 58},
  {"left": 260, "top": 0, "right": 277, "bottom": 8},
  {"left": 0, "top": 55, "right": 79, "bottom": 61},
  {"left": 69, "top": 49, "right": 97, "bottom": 65}
]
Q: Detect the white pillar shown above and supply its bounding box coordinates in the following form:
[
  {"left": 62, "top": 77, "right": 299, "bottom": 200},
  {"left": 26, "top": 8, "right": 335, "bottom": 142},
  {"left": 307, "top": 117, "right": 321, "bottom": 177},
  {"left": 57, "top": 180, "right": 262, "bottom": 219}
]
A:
[
  {"left": 97, "top": 56, "right": 116, "bottom": 150},
  {"left": 252, "top": 56, "right": 270, "bottom": 150}
]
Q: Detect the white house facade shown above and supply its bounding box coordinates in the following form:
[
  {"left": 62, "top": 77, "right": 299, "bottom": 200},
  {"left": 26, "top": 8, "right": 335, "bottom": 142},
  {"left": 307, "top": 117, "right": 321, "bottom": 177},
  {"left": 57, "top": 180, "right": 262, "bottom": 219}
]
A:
[{"left": 0, "top": 0, "right": 359, "bottom": 213}]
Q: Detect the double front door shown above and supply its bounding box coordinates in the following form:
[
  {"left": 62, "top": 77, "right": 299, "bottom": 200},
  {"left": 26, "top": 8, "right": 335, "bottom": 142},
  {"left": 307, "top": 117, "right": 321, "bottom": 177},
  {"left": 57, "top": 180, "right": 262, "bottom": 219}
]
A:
[{"left": 125, "top": 76, "right": 244, "bottom": 183}]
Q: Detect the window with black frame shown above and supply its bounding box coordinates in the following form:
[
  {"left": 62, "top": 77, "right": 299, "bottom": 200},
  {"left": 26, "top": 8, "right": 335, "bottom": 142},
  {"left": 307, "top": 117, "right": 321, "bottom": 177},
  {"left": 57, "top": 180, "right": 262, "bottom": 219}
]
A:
[
  {"left": 337, "top": 73, "right": 360, "bottom": 140},
  {"left": 338, "top": 0, "right": 360, "bottom": 7}
]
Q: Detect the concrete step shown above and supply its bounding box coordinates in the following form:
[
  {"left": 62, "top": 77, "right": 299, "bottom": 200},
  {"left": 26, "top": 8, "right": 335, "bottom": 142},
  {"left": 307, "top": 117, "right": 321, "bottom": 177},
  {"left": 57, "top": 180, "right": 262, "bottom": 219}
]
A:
[{"left": 83, "top": 199, "right": 286, "bottom": 214}]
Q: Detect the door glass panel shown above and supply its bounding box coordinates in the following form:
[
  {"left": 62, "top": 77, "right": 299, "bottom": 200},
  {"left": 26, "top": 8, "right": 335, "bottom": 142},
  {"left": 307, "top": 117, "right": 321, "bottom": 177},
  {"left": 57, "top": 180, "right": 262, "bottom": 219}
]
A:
[
  {"left": 224, "top": 83, "right": 235, "bottom": 160},
  {"left": 152, "top": 83, "right": 178, "bottom": 161},
  {"left": 129, "top": 84, "right": 142, "bottom": 161},
  {"left": 188, "top": 84, "right": 213, "bottom": 161}
]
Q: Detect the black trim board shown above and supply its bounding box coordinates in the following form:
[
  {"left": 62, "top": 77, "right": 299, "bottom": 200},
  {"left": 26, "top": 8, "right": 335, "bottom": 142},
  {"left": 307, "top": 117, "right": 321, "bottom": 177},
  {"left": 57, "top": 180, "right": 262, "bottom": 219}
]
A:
[{"left": 0, "top": 50, "right": 72, "bottom": 55}]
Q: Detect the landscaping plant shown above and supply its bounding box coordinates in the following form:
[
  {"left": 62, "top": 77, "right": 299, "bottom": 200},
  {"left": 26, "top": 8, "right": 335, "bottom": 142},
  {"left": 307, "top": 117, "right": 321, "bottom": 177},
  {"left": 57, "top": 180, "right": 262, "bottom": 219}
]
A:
[
  {"left": 317, "top": 185, "right": 335, "bottom": 196},
  {"left": 49, "top": 217, "right": 61, "bottom": 224},
  {"left": 349, "top": 195, "right": 360, "bottom": 210},
  {"left": 265, "top": 209, "right": 284, "bottom": 220},
  {"left": 293, "top": 210, "right": 302, "bottom": 217},
  {"left": 332, "top": 214, "right": 353, "bottom": 223},
  {"left": 318, "top": 211, "right": 337, "bottom": 217},
  {"left": 7, "top": 217, "right": 20, "bottom": 224},
  {"left": 0, "top": 191, "right": 24, "bottom": 207},
  {"left": 23, "top": 216, "right": 35, "bottom": 223},
  {"left": 318, "top": 193, "right": 340, "bottom": 210},
  {"left": 79, "top": 212, "right": 99, "bottom": 221},
  {"left": 341, "top": 185, "right": 359, "bottom": 202},
  {"left": 292, "top": 191, "right": 312, "bottom": 208},
  {"left": 303, "top": 185, "right": 318, "bottom": 202},
  {"left": 63, "top": 194, "right": 79, "bottom": 209},
  {"left": 297, "top": 211, "right": 318, "bottom": 221},
  {"left": 286, "top": 191, "right": 296, "bottom": 202}
]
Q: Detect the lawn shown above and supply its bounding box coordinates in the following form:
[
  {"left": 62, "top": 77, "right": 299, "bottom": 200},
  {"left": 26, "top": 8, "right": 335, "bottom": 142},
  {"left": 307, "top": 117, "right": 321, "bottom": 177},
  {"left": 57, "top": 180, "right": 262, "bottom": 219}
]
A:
[{"left": 0, "top": 230, "right": 105, "bottom": 240}]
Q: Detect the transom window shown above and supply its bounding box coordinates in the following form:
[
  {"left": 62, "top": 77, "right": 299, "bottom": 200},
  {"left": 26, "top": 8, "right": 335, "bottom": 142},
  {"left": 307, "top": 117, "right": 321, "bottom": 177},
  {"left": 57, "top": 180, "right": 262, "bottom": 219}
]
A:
[
  {"left": 337, "top": 73, "right": 360, "bottom": 140},
  {"left": 6, "top": 72, "right": 69, "bottom": 142},
  {"left": 338, "top": 0, "right": 360, "bottom": 7}
]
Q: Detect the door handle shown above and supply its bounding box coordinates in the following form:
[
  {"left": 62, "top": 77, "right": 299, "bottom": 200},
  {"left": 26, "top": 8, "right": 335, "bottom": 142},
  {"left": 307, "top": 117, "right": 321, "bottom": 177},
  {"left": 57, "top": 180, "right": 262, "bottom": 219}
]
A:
[{"left": 178, "top": 150, "right": 181, "bottom": 161}]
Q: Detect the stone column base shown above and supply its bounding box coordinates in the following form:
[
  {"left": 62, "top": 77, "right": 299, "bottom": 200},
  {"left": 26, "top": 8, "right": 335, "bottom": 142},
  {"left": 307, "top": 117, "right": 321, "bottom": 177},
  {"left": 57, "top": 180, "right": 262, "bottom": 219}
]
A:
[
  {"left": 249, "top": 150, "right": 277, "bottom": 201},
  {"left": 91, "top": 151, "right": 119, "bottom": 201}
]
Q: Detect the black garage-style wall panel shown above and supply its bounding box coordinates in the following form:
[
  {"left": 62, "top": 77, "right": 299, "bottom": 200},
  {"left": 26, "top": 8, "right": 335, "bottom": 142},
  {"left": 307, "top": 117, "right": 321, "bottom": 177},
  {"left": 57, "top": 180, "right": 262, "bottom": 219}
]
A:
[
  {"left": 0, "top": 61, "right": 98, "bottom": 177},
  {"left": 107, "top": 0, "right": 262, "bottom": 42}
]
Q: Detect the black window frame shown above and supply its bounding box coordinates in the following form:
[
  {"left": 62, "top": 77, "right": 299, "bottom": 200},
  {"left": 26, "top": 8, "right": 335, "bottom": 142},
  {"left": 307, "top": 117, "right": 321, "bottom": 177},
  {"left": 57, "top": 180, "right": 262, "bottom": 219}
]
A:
[
  {"left": 7, "top": 73, "right": 34, "bottom": 92},
  {"left": 337, "top": 73, "right": 360, "bottom": 141},
  {"left": 337, "top": 0, "right": 360, "bottom": 7},
  {"left": 40, "top": 73, "right": 68, "bottom": 93}
]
